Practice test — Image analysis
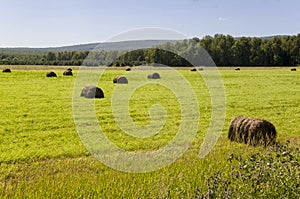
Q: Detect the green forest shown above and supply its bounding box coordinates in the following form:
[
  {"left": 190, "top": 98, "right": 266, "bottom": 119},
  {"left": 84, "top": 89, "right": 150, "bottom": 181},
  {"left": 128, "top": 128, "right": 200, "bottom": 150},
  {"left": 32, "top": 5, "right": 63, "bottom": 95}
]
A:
[{"left": 1, "top": 34, "right": 299, "bottom": 66}]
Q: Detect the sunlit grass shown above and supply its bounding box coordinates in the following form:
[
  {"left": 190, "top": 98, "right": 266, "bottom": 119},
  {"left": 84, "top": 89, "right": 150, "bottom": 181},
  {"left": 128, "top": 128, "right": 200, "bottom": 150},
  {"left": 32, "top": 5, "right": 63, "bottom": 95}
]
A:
[{"left": 0, "top": 67, "right": 299, "bottom": 198}]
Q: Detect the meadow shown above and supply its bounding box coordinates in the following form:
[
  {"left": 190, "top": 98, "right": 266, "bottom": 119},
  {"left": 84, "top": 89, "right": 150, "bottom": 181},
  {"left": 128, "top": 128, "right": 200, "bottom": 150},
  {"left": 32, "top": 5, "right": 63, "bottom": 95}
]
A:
[{"left": 0, "top": 67, "right": 299, "bottom": 198}]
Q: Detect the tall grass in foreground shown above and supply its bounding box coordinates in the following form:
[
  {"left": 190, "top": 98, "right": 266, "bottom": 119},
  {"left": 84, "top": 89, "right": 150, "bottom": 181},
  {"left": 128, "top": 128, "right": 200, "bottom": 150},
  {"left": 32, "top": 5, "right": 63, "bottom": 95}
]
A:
[{"left": 0, "top": 68, "right": 299, "bottom": 198}]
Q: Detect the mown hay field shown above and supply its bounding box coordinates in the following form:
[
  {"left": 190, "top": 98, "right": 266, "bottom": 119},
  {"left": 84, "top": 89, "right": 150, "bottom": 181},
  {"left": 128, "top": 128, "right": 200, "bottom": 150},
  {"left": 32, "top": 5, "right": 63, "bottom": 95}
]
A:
[{"left": 0, "top": 67, "right": 299, "bottom": 198}]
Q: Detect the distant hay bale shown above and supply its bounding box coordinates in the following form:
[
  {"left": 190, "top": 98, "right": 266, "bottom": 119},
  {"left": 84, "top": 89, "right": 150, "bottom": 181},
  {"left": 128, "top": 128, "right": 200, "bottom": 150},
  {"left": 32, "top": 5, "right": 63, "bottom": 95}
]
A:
[
  {"left": 66, "top": 68, "right": 73, "bottom": 72},
  {"left": 235, "top": 68, "right": 240, "bottom": 71},
  {"left": 228, "top": 116, "right": 277, "bottom": 146},
  {"left": 190, "top": 68, "right": 197, "bottom": 71},
  {"left": 2, "top": 68, "right": 11, "bottom": 73},
  {"left": 291, "top": 68, "right": 297, "bottom": 71},
  {"left": 147, "top": 72, "right": 161, "bottom": 79},
  {"left": 80, "top": 86, "right": 104, "bottom": 98},
  {"left": 113, "top": 76, "right": 128, "bottom": 84},
  {"left": 46, "top": 71, "right": 57, "bottom": 77},
  {"left": 63, "top": 70, "right": 73, "bottom": 76},
  {"left": 198, "top": 68, "right": 204, "bottom": 71},
  {"left": 126, "top": 67, "right": 131, "bottom": 71}
]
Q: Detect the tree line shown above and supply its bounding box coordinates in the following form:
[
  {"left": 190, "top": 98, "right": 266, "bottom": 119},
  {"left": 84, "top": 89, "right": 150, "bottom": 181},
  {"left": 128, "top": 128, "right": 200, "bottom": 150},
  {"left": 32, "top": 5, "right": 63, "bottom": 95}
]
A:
[{"left": 0, "top": 34, "right": 299, "bottom": 66}]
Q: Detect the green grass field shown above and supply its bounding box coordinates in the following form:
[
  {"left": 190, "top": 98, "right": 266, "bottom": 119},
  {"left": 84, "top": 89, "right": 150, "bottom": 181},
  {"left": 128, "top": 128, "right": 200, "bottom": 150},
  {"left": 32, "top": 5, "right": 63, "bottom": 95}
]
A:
[{"left": 0, "top": 67, "right": 299, "bottom": 198}]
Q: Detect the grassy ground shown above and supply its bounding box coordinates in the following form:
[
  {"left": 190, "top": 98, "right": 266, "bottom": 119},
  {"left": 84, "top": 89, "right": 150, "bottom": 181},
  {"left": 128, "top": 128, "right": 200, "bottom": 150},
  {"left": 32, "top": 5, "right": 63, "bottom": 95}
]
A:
[{"left": 0, "top": 67, "right": 299, "bottom": 198}]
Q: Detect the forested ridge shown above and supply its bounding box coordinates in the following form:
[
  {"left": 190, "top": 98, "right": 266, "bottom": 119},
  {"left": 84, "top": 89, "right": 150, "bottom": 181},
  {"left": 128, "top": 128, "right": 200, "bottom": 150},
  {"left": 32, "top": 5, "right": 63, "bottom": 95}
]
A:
[{"left": 1, "top": 34, "right": 299, "bottom": 66}]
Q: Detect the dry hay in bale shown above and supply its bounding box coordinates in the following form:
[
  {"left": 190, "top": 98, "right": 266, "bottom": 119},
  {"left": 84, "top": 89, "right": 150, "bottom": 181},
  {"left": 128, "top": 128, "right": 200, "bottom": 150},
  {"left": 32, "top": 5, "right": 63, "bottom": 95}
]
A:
[
  {"left": 147, "top": 72, "right": 161, "bottom": 79},
  {"left": 2, "top": 68, "right": 11, "bottom": 73},
  {"left": 80, "top": 86, "right": 104, "bottom": 98},
  {"left": 113, "top": 76, "right": 128, "bottom": 84},
  {"left": 66, "top": 68, "right": 73, "bottom": 72},
  {"left": 113, "top": 76, "right": 119, "bottom": 83},
  {"left": 228, "top": 116, "right": 276, "bottom": 146},
  {"left": 63, "top": 70, "right": 73, "bottom": 76},
  {"left": 235, "top": 67, "right": 240, "bottom": 71},
  {"left": 46, "top": 71, "right": 57, "bottom": 77},
  {"left": 198, "top": 68, "right": 204, "bottom": 71},
  {"left": 291, "top": 68, "right": 297, "bottom": 71},
  {"left": 190, "top": 68, "right": 197, "bottom": 71},
  {"left": 126, "top": 67, "right": 131, "bottom": 71}
]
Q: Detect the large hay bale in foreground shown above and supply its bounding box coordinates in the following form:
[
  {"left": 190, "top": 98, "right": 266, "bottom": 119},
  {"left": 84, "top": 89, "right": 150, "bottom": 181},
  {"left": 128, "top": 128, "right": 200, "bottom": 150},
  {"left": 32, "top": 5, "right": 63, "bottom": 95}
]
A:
[
  {"left": 113, "top": 76, "right": 128, "bottom": 84},
  {"left": 147, "top": 72, "right": 161, "bottom": 79},
  {"left": 80, "top": 86, "right": 104, "bottom": 98},
  {"left": 228, "top": 116, "right": 276, "bottom": 146},
  {"left": 46, "top": 71, "right": 57, "bottom": 77},
  {"left": 63, "top": 70, "right": 73, "bottom": 76},
  {"left": 291, "top": 68, "right": 297, "bottom": 71},
  {"left": 2, "top": 68, "right": 11, "bottom": 73}
]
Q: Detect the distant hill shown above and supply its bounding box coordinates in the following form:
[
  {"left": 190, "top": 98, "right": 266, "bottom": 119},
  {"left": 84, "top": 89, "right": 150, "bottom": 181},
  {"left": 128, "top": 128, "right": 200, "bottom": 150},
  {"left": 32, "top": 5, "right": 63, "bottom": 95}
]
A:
[
  {"left": 0, "top": 35, "right": 292, "bottom": 53},
  {"left": 0, "top": 35, "right": 293, "bottom": 54},
  {"left": 0, "top": 40, "right": 179, "bottom": 53}
]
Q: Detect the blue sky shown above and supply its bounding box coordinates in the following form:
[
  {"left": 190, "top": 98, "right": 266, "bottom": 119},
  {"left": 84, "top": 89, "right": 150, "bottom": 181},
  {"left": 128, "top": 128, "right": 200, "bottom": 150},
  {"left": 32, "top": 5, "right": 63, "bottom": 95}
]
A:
[{"left": 0, "top": 0, "right": 299, "bottom": 47}]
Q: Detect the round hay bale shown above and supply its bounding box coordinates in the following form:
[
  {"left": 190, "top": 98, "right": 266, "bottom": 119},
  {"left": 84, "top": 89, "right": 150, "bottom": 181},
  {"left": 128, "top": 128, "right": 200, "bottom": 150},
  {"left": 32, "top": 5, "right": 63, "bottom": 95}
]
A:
[
  {"left": 190, "top": 68, "right": 197, "bottom": 72},
  {"left": 126, "top": 67, "right": 131, "bottom": 71},
  {"left": 228, "top": 116, "right": 276, "bottom": 146},
  {"left": 198, "top": 68, "right": 204, "bottom": 71},
  {"left": 235, "top": 68, "right": 240, "bottom": 71},
  {"left": 80, "top": 86, "right": 104, "bottom": 98},
  {"left": 66, "top": 68, "right": 73, "bottom": 72},
  {"left": 46, "top": 71, "right": 57, "bottom": 77},
  {"left": 113, "top": 76, "right": 128, "bottom": 84},
  {"left": 147, "top": 72, "right": 161, "bottom": 79},
  {"left": 291, "top": 68, "right": 297, "bottom": 71},
  {"left": 63, "top": 70, "right": 73, "bottom": 76},
  {"left": 2, "top": 68, "right": 11, "bottom": 73}
]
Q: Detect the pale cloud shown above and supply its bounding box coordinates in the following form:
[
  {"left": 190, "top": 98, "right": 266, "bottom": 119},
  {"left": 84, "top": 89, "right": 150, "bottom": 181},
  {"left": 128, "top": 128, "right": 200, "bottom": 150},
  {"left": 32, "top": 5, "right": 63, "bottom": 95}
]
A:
[{"left": 218, "top": 17, "right": 228, "bottom": 21}]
